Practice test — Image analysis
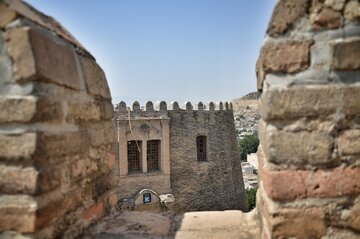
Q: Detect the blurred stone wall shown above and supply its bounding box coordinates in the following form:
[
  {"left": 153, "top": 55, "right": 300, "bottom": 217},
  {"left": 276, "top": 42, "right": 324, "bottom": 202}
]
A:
[
  {"left": 257, "top": 0, "right": 360, "bottom": 238},
  {"left": 0, "top": 1, "right": 116, "bottom": 238}
]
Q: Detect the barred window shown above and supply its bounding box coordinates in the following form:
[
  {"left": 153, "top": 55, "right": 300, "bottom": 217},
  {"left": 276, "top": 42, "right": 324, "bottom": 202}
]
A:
[
  {"left": 196, "top": 136, "right": 207, "bottom": 162},
  {"left": 147, "top": 140, "right": 160, "bottom": 171},
  {"left": 128, "top": 140, "right": 142, "bottom": 173}
]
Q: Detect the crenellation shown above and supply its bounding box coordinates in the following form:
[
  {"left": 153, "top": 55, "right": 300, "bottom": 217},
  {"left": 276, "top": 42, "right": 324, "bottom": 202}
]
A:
[
  {"left": 194, "top": 102, "right": 204, "bottom": 110},
  {"left": 169, "top": 101, "right": 180, "bottom": 110},
  {"left": 185, "top": 101, "right": 193, "bottom": 110},
  {"left": 145, "top": 101, "right": 154, "bottom": 111},
  {"left": 131, "top": 101, "right": 141, "bottom": 112},
  {"left": 208, "top": 102, "right": 215, "bottom": 110}
]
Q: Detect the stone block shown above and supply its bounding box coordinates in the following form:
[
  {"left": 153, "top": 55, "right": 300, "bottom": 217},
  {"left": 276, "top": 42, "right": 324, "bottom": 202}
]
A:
[
  {"left": 86, "top": 122, "right": 113, "bottom": 147},
  {"left": 0, "top": 165, "right": 38, "bottom": 194},
  {"left": 311, "top": 7, "right": 343, "bottom": 30},
  {"left": 332, "top": 39, "right": 360, "bottom": 71},
  {"left": 258, "top": 41, "right": 312, "bottom": 75},
  {"left": 36, "top": 131, "right": 89, "bottom": 157},
  {"left": 80, "top": 56, "right": 111, "bottom": 99},
  {"left": 66, "top": 102, "right": 101, "bottom": 122},
  {"left": 0, "top": 133, "right": 36, "bottom": 160},
  {"left": 0, "top": 96, "right": 37, "bottom": 123},
  {"left": 0, "top": 2, "right": 17, "bottom": 27},
  {"left": 267, "top": 0, "right": 309, "bottom": 36},
  {"left": 260, "top": 86, "right": 339, "bottom": 120},
  {"left": 325, "top": 0, "right": 346, "bottom": 11},
  {"left": 0, "top": 195, "right": 36, "bottom": 233},
  {"left": 5, "top": 27, "right": 80, "bottom": 89},
  {"left": 343, "top": 86, "right": 360, "bottom": 116},
  {"left": 259, "top": 155, "right": 360, "bottom": 200},
  {"left": 263, "top": 127, "right": 333, "bottom": 166},
  {"left": 345, "top": 1, "right": 360, "bottom": 21},
  {"left": 338, "top": 130, "right": 360, "bottom": 155},
  {"left": 37, "top": 165, "right": 63, "bottom": 193},
  {"left": 265, "top": 207, "right": 327, "bottom": 239},
  {"left": 33, "top": 97, "right": 64, "bottom": 122}
]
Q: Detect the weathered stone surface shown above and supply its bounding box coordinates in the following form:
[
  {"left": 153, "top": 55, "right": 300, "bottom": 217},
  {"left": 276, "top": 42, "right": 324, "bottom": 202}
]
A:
[
  {"left": 33, "top": 97, "right": 64, "bottom": 122},
  {"left": 343, "top": 86, "right": 360, "bottom": 116},
  {"left": 36, "top": 131, "right": 89, "bottom": 157},
  {"left": 169, "top": 110, "right": 247, "bottom": 212},
  {"left": 36, "top": 190, "right": 82, "bottom": 229},
  {"left": 80, "top": 56, "right": 111, "bottom": 99},
  {"left": 263, "top": 128, "right": 333, "bottom": 166},
  {"left": 311, "top": 7, "right": 343, "bottom": 30},
  {"left": 0, "top": 165, "right": 38, "bottom": 194},
  {"left": 67, "top": 102, "right": 101, "bottom": 122},
  {"left": 338, "top": 130, "right": 360, "bottom": 155},
  {"left": 260, "top": 86, "right": 339, "bottom": 120},
  {"left": 0, "top": 96, "right": 37, "bottom": 123},
  {"left": 325, "top": 0, "right": 346, "bottom": 11},
  {"left": 267, "top": 0, "right": 309, "bottom": 36},
  {"left": 332, "top": 39, "right": 360, "bottom": 71},
  {"left": 5, "top": 27, "right": 80, "bottom": 89},
  {"left": 0, "top": 2, "right": 17, "bottom": 28},
  {"left": 267, "top": 207, "right": 327, "bottom": 239},
  {"left": 259, "top": 153, "right": 360, "bottom": 200},
  {"left": 258, "top": 41, "right": 312, "bottom": 75},
  {"left": 0, "top": 133, "right": 36, "bottom": 160},
  {"left": 345, "top": 1, "right": 360, "bottom": 21},
  {"left": 0, "top": 195, "right": 36, "bottom": 233}
]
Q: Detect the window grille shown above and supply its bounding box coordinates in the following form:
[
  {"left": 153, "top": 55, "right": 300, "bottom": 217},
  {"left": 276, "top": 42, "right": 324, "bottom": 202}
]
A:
[
  {"left": 147, "top": 140, "right": 160, "bottom": 171},
  {"left": 196, "top": 136, "right": 207, "bottom": 162},
  {"left": 128, "top": 140, "right": 142, "bottom": 173}
]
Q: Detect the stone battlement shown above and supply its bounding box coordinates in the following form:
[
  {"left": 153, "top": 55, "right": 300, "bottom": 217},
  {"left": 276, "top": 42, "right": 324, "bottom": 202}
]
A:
[{"left": 115, "top": 101, "right": 233, "bottom": 114}]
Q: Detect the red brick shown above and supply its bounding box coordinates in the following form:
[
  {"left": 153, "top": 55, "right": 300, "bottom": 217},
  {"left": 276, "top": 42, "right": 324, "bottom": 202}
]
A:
[
  {"left": 82, "top": 201, "right": 104, "bottom": 222},
  {"left": 259, "top": 152, "right": 360, "bottom": 200},
  {"left": 5, "top": 27, "right": 80, "bottom": 89}
]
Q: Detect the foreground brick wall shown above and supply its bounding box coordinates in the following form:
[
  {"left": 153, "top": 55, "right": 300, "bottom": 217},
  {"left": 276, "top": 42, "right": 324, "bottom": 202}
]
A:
[
  {"left": 257, "top": 0, "right": 360, "bottom": 238},
  {"left": 0, "top": 1, "right": 115, "bottom": 238}
]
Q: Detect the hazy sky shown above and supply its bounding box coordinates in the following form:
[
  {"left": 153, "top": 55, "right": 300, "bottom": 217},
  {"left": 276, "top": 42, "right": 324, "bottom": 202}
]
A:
[{"left": 26, "top": 0, "right": 275, "bottom": 105}]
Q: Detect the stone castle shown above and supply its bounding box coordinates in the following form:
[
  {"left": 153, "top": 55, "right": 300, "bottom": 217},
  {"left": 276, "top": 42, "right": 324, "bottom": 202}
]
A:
[
  {"left": 113, "top": 101, "right": 247, "bottom": 212},
  {"left": 0, "top": 0, "right": 359, "bottom": 238}
]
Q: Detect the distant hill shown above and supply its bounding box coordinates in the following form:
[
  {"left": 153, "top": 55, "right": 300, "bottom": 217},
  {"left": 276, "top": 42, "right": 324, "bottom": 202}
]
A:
[{"left": 232, "top": 92, "right": 260, "bottom": 139}]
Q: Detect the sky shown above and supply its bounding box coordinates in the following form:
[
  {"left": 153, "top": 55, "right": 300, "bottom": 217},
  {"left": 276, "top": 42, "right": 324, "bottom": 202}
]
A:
[{"left": 26, "top": 0, "right": 275, "bottom": 105}]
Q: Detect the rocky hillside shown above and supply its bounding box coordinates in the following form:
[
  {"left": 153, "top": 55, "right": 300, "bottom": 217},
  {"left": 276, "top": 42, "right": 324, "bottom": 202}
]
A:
[{"left": 232, "top": 92, "right": 260, "bottom": 139}]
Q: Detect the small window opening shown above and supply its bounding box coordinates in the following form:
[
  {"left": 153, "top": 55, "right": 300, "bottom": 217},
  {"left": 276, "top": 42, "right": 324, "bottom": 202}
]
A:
[
  {"left": 147, "top": 140, "right": 160, "bottom": 171},
  {"left": 196, "top": 136, "right": 207, "bottom": 162},
  {"left": 128, "top": 140, "right": 142, "bottom": 173}
]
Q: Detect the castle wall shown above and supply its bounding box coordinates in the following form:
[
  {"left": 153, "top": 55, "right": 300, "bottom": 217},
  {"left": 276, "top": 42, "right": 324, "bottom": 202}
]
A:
[
  {"left": 257, "top": 0, "right": 360, "bottom": 238},
  {"left": 168, "top": 102, "right": 247, "bottom": 212},
  {"left": 0, "top": 1, "right": 116, "bottom": 238}
]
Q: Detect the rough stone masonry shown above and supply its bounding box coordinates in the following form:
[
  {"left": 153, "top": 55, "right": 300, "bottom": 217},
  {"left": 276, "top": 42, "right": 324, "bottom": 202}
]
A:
[
  {"left": 0, "top": 0, "right": 115, "bottom": 238},
  {"left": 257, "top": 0, "right": 360, "bottom": 238}
]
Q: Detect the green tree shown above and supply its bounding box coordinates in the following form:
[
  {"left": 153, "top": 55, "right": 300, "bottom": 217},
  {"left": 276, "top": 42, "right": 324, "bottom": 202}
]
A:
[
  {"left": 238, "top": 132, "right": 259, "bottom": 161},
  {"left": 246, "top": 187, "right": 257, "bottom": 211}
]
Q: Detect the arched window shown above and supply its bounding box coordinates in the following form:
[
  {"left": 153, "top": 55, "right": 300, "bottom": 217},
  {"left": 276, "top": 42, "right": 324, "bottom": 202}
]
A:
[{"left": 196, "top": 136, "right": 207, "bottom": 162}]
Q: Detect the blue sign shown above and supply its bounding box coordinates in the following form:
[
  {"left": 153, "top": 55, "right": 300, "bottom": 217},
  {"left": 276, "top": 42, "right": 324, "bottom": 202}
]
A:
[{"left": 143, "top": 193, "right": 151, "bottom": 204}]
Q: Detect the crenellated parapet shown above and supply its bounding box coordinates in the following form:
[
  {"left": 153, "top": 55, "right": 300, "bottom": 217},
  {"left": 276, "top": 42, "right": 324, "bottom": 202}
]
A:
[{"left": 115, "top": 100, "right": 233, "bottom": 119}]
